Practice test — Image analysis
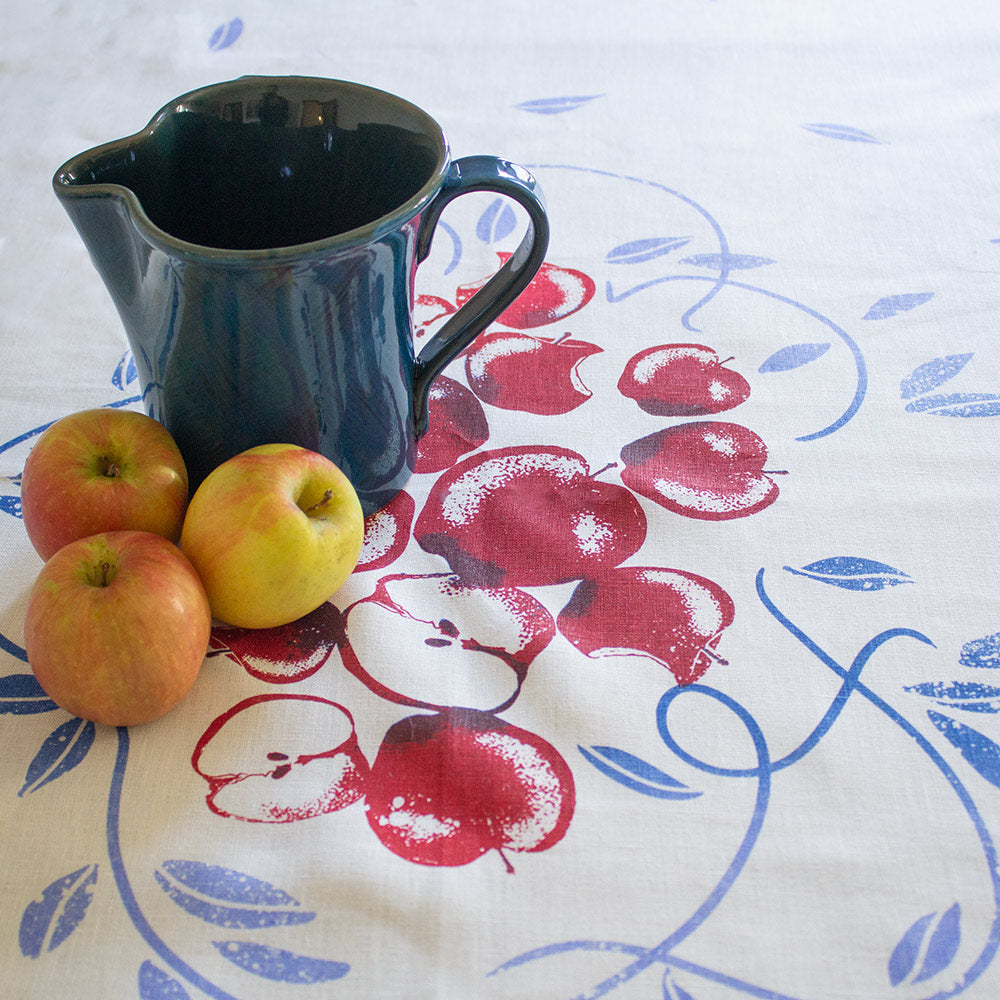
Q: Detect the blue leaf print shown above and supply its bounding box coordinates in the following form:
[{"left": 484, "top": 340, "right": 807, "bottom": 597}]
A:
[
  {"left": 905, "top": 681, "right": 1000, "bottom": 713},
  {"left": 928, "top": 711, "right": 1000, "bottom": 788},
  {"left": 606, "top": 237, "right": 692, "bottom": 265},
  {"left": 888, "top": 912, "right": 935, "bottom": 985},
  {"left": 961, "top": 632, "right": 1000, "bottom": 670},
  {"left": 914, "top": 903, "right": 961, "bottom": 983},
  {"left": 208, "top": 18, "right": 243, "bottom": 50},
  {"left": 802, "top": 123, "right": 882, "bottom": 143},
  {"left": 139, "top": 961, "right": 191, "bottom": 999},
  {"left": 111, "top": 351, "right": 138, "bottom": 390},
  {"left": 0, "top": 672, "right": 57, "bottom": 711},
  {"left": 681, "top": 252, "right": 775, "bottom": 270},
  {"left": 515, "top": 95, "right": 603, "bottom": 114},
  {"left": 0, "top": 494, "right": 21, "bottom": 518},
  {"left": 155, "top": 860, "right": 315, "bottom": 928},
  {"left": 904, "top": 392, "right": 1000, "bottom": 417},
  {"left": 758, "top": 343, "right": 831, "bottom": 373},
  {"left": 783, "top": 556, "right": 912, "bottom": 591},
  {"left": 579, "top": 745, "right": 701, "bottom": 800},
  {"left": 476, "top": 198, "right": 518, "bottom": 244},
  {"left": 899, "top": 354, "right": 973, "bottom": 399},
  {"left": 19, "top": 864, "right": 98, "bottom": 957},
  {"left": 213, "top": 941, "right": 349, "bottom": 983},
  {"left": 862, "top": 292, "right": 934, "bottom": 320},
  {"left": 20, "top": 717, "right": 96, "bottom": 796}
]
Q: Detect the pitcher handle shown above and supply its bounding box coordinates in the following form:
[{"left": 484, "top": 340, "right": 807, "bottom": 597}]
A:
[{"left": 412, "top": 155, "right": 549, "bottom": 435}]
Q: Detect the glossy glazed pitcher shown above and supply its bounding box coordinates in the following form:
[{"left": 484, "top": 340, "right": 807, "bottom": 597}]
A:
[{"left": 53, "top": 76, "right": 549, "bottom": 513}]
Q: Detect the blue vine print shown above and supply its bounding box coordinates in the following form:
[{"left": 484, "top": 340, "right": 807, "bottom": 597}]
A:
[{"left": 493, "top": 567, "right": 1000, "bottom": 999}]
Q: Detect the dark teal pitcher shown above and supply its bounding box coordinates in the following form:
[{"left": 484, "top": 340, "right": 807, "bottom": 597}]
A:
[{"left": 53, "top": 76, "right": 549, "bottom": 513}]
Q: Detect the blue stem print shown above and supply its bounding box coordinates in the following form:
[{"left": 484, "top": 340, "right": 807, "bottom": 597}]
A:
[{"left": 493, "top": 569, "right": 1000, "bottom": 999}]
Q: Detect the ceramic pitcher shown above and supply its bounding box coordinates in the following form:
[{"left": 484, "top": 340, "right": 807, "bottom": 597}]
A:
[{"left": 53, "top": 76, "right": 549, "bottom": 513}]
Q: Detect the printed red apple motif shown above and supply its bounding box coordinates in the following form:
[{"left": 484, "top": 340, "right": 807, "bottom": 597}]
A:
[
  {"left": 208, "top": 602, "right": 343, "bottom": 683},
  {"left": 618, "top": 344, "right": 750, "bottom": 416},
  {"left": 415, "top": 445, "right": 647, "bottom": 587},
  {"left": 465, "top": 331, "right": 602, "bottom": 415},
  {"left": 558, "top": 566, "right": 735, "bottom": 686},
  {"left": 365, "top": 709, "right": 575, "bottom": 871},
  {"left": 413, "top": 293, "right": 456, "bottom": 344},
  {"left": 620, "top": 421, "right": 782, "bottom": 520},
  {"left": 356, "top": 490, "right": 415, "bottom": 572},
  {"left": 338, "top": 572, "right": 555, "bottom": 714},
  {"left": 456, "top": 254, "right": 596, "bottom": 329},
  {"left": 414, "top": 376, "right": 489, "bottom": 474},
  {"left": 192, "top": 694, "right": 369, "bottom": 823}
]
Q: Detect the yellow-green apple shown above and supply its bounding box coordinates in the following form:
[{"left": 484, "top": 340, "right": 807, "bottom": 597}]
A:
[
  {"left": 20, "top": 408, "right": 189, "bottom": 560},
  {"left": 24, "top": 531, "right": 211, "bottom": 726},
  {"left": 180, "top": 444, "right": 364, "bottom": 629},
  {"left": 191, "top": 694, "right": 369, "bottom": 823},
  {"left": 618, "top": 344, "right": 750, "bottom": 416}
]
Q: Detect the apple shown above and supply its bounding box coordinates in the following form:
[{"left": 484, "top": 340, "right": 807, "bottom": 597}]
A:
[
  {"left": 191, "top": 694, "right": 369, "bottom": 823},
  {"left": 338, "top": 572, "right": 555, "bottom": 713},
  {"left": 557, "top": 565, "right": 735, "bottom": 686},
  {"left": 365, "top": 709, "right": 575, "bottom": 870},
  {"left": 415, "top": 445, "right": 647, "bottom": 588},
  {"left": 20, "top": 408, "right": 189, "bottom": 561},
  {"left": 620, "top": 421, "right": 782, "bottom": 520},
  {"left": 356, "top": 490, "right": 415, "bottom": 572},
  {"left": 180, "top": 444, "right": 364, "bottom": 629},
  {"left": 455, "top": 254, "right": 596, "bottom": 329},
  {"left": 24, "top": 531, "right": 211, "bottom": 726},
  {"left": 464, "top": 331, "right": 602, "bottom": 415},
  {"left": 413, "top": 376, "right": 489, "bottom": 474},
  {"left": 618, "top": 344, "right": 750, "bottom": 416},
  {"left": 208, "top": 601, "right": 344, "bottom": 684}
]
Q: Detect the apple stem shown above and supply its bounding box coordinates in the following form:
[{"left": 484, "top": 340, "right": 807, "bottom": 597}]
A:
[
  {"left": 304, "top": 489, "right": 333, "bottom": 515},
  {"left": 496, "top": 848, "right": 516, "bottom": 875},
  {"left": 554, "top": 331, "right": 573, "bottom": 345},
  {"left": 701, "top": 645, "right": 729, "bottom": 666},
  {"left": 763, "top": 469, "right": 789, "bottom": 476},
  {"left": 98, "top": 561, "right": 113, "bottom": 587},
  {"left": 591, "top": 461, "right": 618, "bottom": 479},
  {"left": 719, "top": 356, "right": 735, "bottom": 365}
]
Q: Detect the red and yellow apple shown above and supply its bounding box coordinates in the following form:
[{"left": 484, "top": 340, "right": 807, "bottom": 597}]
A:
[
  {"left": 180, "top": 444, "right": 364, "bottom": 629},
  {"left": 20, "top": 408, "right": 189, "bottom": 560},
  {"left": 24, "top": 531, "right": 211, "bottom": 726}
]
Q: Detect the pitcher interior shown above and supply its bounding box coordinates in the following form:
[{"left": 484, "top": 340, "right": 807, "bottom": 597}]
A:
[{"left": 62, "top": 86, "right": 443, "bottom": 250}]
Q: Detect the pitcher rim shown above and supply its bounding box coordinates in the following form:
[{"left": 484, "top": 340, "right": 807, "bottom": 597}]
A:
[{"left": 51, "top": 75, "right": 452, "bottom": 263}]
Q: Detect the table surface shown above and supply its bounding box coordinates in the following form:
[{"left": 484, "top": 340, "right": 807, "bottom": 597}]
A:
[{"left": 3, "top": 2, "right": 1000, "bottom": 998}]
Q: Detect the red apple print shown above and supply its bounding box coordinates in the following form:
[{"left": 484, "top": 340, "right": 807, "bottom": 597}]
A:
[
  {"left": 208, "top": 602, "right": 343, "bottom": 683},
  {"left": 618, "top": 344, "right": 750, "bottom": 416},
  {"left": 356, "top": 490, "right": 416, "bottom": 572},
  {"left": 557, "top": 566, "right": 735, "bottom": 686},
  {"left": 620, "top": 421, "right": 782, "bottom": 520},
  {"left": 192, "top": 694, "right": 369, "bottom": 823},
  {"left": 456, "top": 254, "right": 596, "bottom": 329},
  {"left": 338, "top": 572, "right": 555, "bottom": 713},
  {"left": 413, "top": 293, "right": 456, "bottom": 344},
  {"left": 365, "top": 709, "right": 575, "bottom": 871},
  {"left": 415, "top": 445, "right": 647, "bottom": 587},
  {"left": 414, "top": 375, "right": 489, "bottom": 474},
  {"left": 464, "top": 331, "right": 602, "bottom": 415}
]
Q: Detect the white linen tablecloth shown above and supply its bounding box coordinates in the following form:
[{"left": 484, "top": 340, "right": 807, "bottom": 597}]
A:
[{"left": 2, "top": 2, "right": 1000, "bottom": 998}]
